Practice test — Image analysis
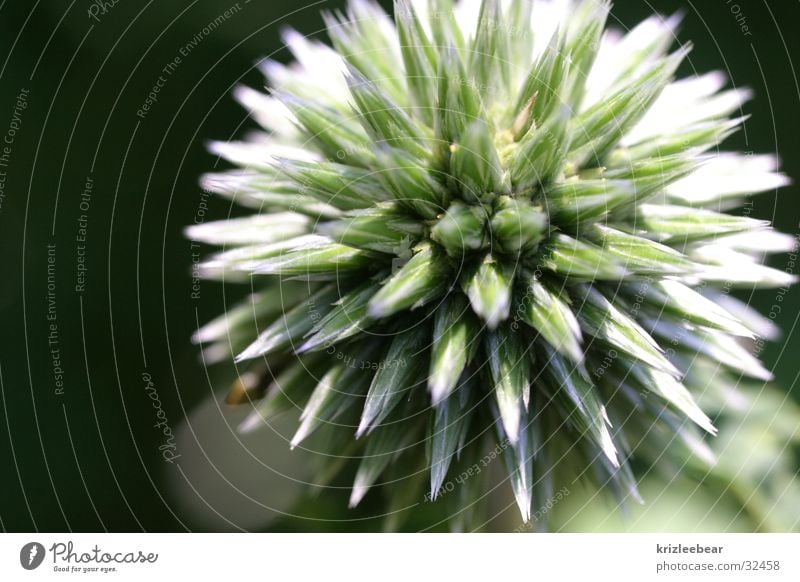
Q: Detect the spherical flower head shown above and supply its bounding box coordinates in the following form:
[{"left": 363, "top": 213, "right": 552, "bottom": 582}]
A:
[{"left": 187, "top": 0, "right": 795, "bottom": 528}]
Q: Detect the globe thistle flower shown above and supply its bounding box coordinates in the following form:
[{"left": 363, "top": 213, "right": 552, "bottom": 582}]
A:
[{"left": 187, "top": 0, "right": 796, "bottom": 529}]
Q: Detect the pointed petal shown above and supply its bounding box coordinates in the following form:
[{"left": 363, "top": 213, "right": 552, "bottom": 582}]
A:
[
  {"left": 357, "top": 325, "right": 427, "bottom": 436},
  {"left": 539, "top": 344, "right": 619, "bottom": 466},
  {"left": 368, "top": 243, "right": 450, "bottom": 318},
  {"left": 517, "top": 276, "right": 584, "bottom": 362},
  {"left": 485, "top": 325, "right": 533, "bottom": 445},
  {"left": 540, "top": 233, "right": 628, "bottom": 280},
  {"left": 575, "top": 285, "right": 679, "bottom": 376},
  {"left": 429, "top": 294, "right": 481, "bottom": 404},
  {"left": 236, "top": 285, "right": 342, "bottom": 361},
  {"left": 430, "top": 379, "right": 472, "bottom": 498},
  {"left": 291, "top": 359, "right": 372, "bottom": 448},
  {"left": 299, "top": 281, "right": 380, "bottom": 352},
  {"left": 463, "top": 256, "right": 514, "bottom": 329}
]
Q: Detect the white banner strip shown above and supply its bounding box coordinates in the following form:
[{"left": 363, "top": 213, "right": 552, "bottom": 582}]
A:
[{"left": 1, "top": 533, "right": 798, "bottom": 580}]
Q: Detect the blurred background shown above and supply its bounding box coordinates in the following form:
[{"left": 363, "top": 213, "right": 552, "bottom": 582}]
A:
[{"left": 0, "top": 0, "right": 798, "bottom": 532}]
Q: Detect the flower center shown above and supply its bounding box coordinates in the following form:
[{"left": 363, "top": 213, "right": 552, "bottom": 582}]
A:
[{"left": 430, "top": 194, "right": 549, "bottom": 260}]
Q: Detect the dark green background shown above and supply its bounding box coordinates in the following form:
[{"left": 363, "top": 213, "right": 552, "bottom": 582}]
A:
[{"left": 0, "top": 0, "right": 798, "bottom": 531}]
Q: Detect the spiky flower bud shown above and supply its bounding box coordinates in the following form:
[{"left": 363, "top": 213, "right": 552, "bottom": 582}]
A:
[
  {"left": 188, "top": 0, "right": 796, "bottom": 529},
  {"left": 430, "top": 201, "right": 488, "bottom": 255}
]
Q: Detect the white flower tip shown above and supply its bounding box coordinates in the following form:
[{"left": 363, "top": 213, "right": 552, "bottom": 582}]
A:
[
  {"left": 428, "top": 378, "right": 449, "bottom": 407},
  {"left": 662, "top": 359, "right": 683, "bottom": 379},
  {"left": 279, "top": 26, "right": 302, "bottom": 47},
  {"left": 693, "top": 443, "right": 717, "bottom": 466},
  {"left": 727, "top": 320, "right": 757, "bottom": 340},
  {"left": 563, "top": 340, "right": 585, "bottom": 364},
  {"left": 290, "top": 422, "right": 313, "bottom": 450},
  {"left": 349, "top": 481, "right": 369, "bottom": 508},
  {"left": 238, "top": 412, "right": 264, "bottom": 434},
  {"left": 367, "top": 300, "right": 389, "bottom": 320},
  {"left": 752, "top": 367, "right": 775, "bottom": 383},
  {"left": 191, "top": 320, "right": 226, "bottom": 344},
  {"left": 690, "top": 406, "right": 718, "bottom": 435},
  {"left": 184, "top": 223, "right": 202, "bottom": 241},
  {"left": 515, "top": 497, "right": 532, "bottom": 523},
  {"left": 600, "top": 424, "right": 620, "bottom": 468},
  {"left": 502, "top": 419, "right": 521, "bottom": 447},
  {"left": 294, "top": 339, "right": 315, "bottom": 354},
  {"left": 665, "top": 8, "right": 686, "bottom": 28},
  {"left": 233, "top": 348, "right": 257, "bottom": 364},
  {"left": 429, "top": 470, "right": 446, "bottom": 502},
  {"left": 199, "top": 172, "right": 218, "bottom": 192},
  {"left": 482, "top": 300, "right": 510, "bottom": 330},
  {"left": 738, "top": 329, "right": 758, "bottom": 341},
  {"left": 232, "top": 84, "right": 260, "bottom": 107},
  {"left": 721, "top": 385, "right": 750, "bottom": 412},
  {"left": 258, "top": 58, "right": 284, "bottom": 79},
  {"left": 344, "top": 61, "right": 368, "bottom": 84},
  {"left": 206, "top": 139, "right": 228, "bottom": 157},
  {"left": 202, "top": 344, "right": 231, "bottom": 366},
  {"left": 355, "top": 418, "right": 371, "bottom": 440},
  {"left": 600, "top": 405, "right": 613, "bottom": 428}
]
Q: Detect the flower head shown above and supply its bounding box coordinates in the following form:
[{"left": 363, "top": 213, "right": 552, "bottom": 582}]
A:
[{"left": 188, "top": 0, "right": 795, "bottom": 528}]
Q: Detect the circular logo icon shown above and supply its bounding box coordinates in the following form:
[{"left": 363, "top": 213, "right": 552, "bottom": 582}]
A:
[{"left": 19, "top": 542, "right": 45, "bottom": 570}]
